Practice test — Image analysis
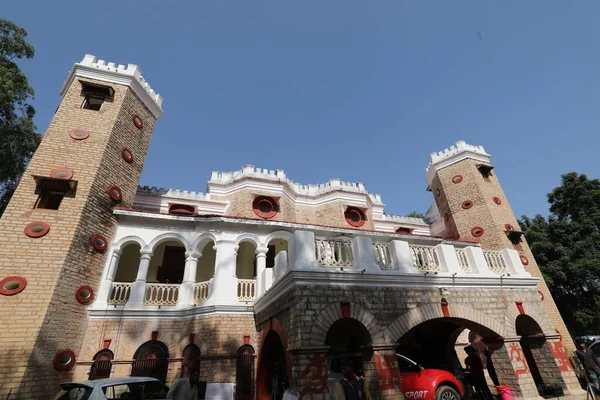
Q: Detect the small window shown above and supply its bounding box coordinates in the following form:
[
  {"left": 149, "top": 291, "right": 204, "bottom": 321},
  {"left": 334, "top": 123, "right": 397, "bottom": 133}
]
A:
[
  {"left": 477, "top": 164, "right": 494, "bottom": 180},
  {"left": 344, "top": 207, "right": 366, "bottom": 227},
  {"left": 36, "top": 191, "right": 64, "bottom": 210},
  {"left": 80, "top": 82, "right": 113, "bottom": 111},
  {"left": 395, "top": 227, "right": 413, "bottom": 235},
  {"left": 168, "top": 203, "right": 196, "bottom": 216},
  {"left": 33, "top": 177, "right": 75, "bottom": 210}
]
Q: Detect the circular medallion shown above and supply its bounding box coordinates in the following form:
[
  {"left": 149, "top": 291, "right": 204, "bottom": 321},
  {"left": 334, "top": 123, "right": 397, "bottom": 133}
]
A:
[
  {"left": 471, "top": 226, "right": 484, "bottom": 237},
  {"left": 50, "top": 168, "right": 73, "bottom": 180},
  {"left": 121, "top": 148, "right": 134, "bottom": 163},
  {"left": 107, "top": 186, "right": 123, "bottom": 202},
  {"left": 24, "top": 221, "right": 50, "bottom": 238},
  {"left": 75, "top": 285, "right": 94, "bottom": 304},
  {"left": 132, "top": 114, "right": 143, "bottom": 129},
  {"left": 0, "top": 276, "right": 27, "bottom": 296},
  {"left": 69, "top": 128, "right": 91, "bottom": 140},
  {"left": 91, "top": 234, "right": 108, "bottom": 251}
]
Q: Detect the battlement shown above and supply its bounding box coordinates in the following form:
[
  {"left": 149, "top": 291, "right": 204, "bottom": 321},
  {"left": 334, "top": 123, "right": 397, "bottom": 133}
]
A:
[
  {"left": 137, "top": 186, "right": 212, "bottom": 201},
  {"left": 381, "top": 214, "right": 428, "bottom": 226},
  {"left": 425, "top": 140, "right": 491, "bottom": 184},
  {"left": 59, "top": 54, "right": 164, "bottom": 118},
  {"left": 209, "top": 165, "right": 383, "bottom": 204}
]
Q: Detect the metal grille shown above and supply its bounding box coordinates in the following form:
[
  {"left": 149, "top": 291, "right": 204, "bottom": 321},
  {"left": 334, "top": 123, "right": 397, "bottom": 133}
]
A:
[
  {"left": 315, "top": 238, "right": 354, "bottom": 267},
  {"left": 236, "top": 348, "right": 254, "bottom": 400},
  {"left": 109, "top": 282, "right": 132, "bottom": 305},
  {"left": 410, "top": 245, "right": 441, "bottom": 272},
  {"left": 483, "top": 250, "right": 508, "bottom": 274},
  {"left": 130, "top": 358, "right": 169, "bottom": 383},
  {"left": 455, "top": 249, "right": 471, "bottom": 273},
  {"left": 89, "top": 360, "right": 112, "bottom": 380},
  {"left": 373, "top": 243, "right": 393, "bottom": 269}
]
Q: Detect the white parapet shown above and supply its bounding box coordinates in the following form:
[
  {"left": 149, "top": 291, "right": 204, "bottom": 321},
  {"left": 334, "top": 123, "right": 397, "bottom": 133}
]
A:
[
  {"left": 425, "top": 141, "right": 491, "bottom": 184},
  {"left": 59, "top": 54, "right": 164, "bottom": 118}
]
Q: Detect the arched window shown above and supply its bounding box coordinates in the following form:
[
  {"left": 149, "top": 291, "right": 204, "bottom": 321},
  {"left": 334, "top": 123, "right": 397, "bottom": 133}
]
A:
[
  {"left": 180, "top": 344, "right": 201, "bottom": 378},
  {"left": 89, "top": 349, "right": 113, "bottom": 380},
  {"left": 236, "top": 345, "right": 255, "bottom": 400},
  {"left": 131, "top": 340, "right": 169, "bottom": 383}
]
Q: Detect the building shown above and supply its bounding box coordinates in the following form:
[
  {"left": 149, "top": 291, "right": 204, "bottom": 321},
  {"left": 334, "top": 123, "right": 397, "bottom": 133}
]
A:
[{"left": 0, "top": 55, "right": 584, "bottom": 400}]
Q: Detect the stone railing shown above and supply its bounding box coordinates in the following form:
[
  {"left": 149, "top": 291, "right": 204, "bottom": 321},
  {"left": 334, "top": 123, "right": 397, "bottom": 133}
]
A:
[
  {"left": 483, "top": 250, "right": 508, "bottom": 275},
  {"left": 238, "top": 279, "right": 256, "bottom": 302},
  {"left": 145, "top": 283, "right": 179, "bottom": 306},
  {"left": 109, "top": 282, "right": 132, "bottom": 305},
  {"left": 410, "top": 245, "right": 441, "bottom": 272},
  {"left": 193, "top": 280, "right": 210, "bottom": 304},
  {"left": 455, "top": 248, "right": 471, "bottom": 273},
  {"left": 373, "top": 243, "right": 393, "bottom": 269},
  {"left": 315, "top": 238, "right": 354, "bottom": 267}
]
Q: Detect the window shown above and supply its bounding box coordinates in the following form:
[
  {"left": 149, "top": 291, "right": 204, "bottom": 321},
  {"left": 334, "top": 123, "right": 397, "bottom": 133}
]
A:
[
  {"left": 52, "top": 385, "right": 92, "bottom": 400},
  {"left": 89, "top": 350, "right": 113, "bottom": 380},
  {"left": 36, "top": 191, "right": 64, "bottom": 210},
  {"left": 168, "top": 203, "right": 197, "bottom": 216},
  {"left": 344, "top": 207, "right": 366, "bottom": 227},
  {"left": 33, "top": 177, "right": 76, "bottom": 210},
  {"left": 157, "top": 246, "right": 185, "bottom": 283},
  {"left": 102, "top": 382, "right": 168, "bottom": 400},
  {"left": 80, "top": 82, "right": 113, "bottom": 111},
  {"left": 397, "top": 355, "right": 421, "bottom": 373},
  {"left": 395, "top": 227, "right": 413, "bottom": 235},
  {"left": 236, "top": 346, "right": 255, "bottom": 400},
  {"left": 477, "top": 164, "right": 494, "bottom": 180},
  {"left": 252, "top": 196, "right": 279, "bottom": 219},
  {"left": 266, "top": 245, "right": 276, "bottom": 269}
]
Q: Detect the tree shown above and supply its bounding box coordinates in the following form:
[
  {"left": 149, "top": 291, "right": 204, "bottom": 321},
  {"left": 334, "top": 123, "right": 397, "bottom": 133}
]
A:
[
  {"left": 406, "top": 211, "right": 425, "bottom": 219},
  {"left": 0, "top": 19, "right": 40, "bottom": 216},
  {"left": 519, "top": 172, "right": 600, "bottom": 335}
]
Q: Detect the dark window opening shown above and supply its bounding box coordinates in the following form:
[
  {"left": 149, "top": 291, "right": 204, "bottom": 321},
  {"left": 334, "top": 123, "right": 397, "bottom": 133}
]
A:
[
  {"left": 396, "top": 227, "right": 413, "bottom": 235},
  {"left": 168, "top": 203, "right": 196, "bottom": 216},
  {"left": 157, "top": 246, "right": 186, "bottom": 283},
  {"left": 506, "top": 230, "right": 524, "bottom": 246},
  {"left": 266, "top": 245, "right": 276, "bottom": 269},
  {"left": 33, "top": 177, "right": 76, "bottom": 210},
  {"left": 477, "top": 164, "right": 494, "bottom": 180},
  {"left": 89, "top": 350, "right": 113, "bottom": 380},
  {"left": 80, "top": 82, "right": 114, "bottom": 111},
  {"left": 36, "top": 191, "right": 64, "bottom": 210},
  {"left": 236, "top": 345, "right": 255, "bottom": 400}
]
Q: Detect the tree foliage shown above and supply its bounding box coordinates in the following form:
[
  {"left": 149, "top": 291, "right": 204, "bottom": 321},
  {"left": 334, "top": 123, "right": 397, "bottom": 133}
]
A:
[
  {"left": 519, "top": 172, "right": 600, "bottom": 335},
  {"left": 407, "top": 211, "right": 425, "bottom": 219},
  {"left": 0, "top": 19, "right": 40, "bottom": 216}
]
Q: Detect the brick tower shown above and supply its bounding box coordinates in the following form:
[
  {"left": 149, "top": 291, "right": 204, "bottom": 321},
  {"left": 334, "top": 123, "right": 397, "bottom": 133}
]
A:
[
  {"left": 0, "top": 54, "right": 163, "bottom": 399},
  {"left": 426, "top": 141, "right": 573, "bottom": 350}
]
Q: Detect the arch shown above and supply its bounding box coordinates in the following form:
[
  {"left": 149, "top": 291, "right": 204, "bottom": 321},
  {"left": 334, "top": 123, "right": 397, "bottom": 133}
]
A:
[
  {"left": 114, "top": 235, "right": 146, "bottom": 250},
  {"left": 235, "top": 233, "right": 261, "bottom": 247},
  {"left": 191, "top": 232, "right": 218, "bottom": 253},
  {"left": 148, "top": 232, "right": 191, "bottom": 252},
  {"left": 257, "top": 317, "right": 293, "bottom": 400},
  {"left": 504, "top": 302, "right": 555, "bottom": 338},
  {"left": 131, "top": 340, "right": 169, "bottom": 383},
  {"left": 236, "top": 345, "right": 255, "bottom": 400},
  {"left": 89, "top": 349, "right": 113, "bottom": 380},
  {"left": 310, "top": 302, "right": 383, "bottom": 346},
  {"left": 383, "top": 303, "right": 507, "bottom": 343},
  {"left": 263, "top": 230, "right": 293, "bottom": 247},
  {"left": 114, "top": 242, "right": 142, "bottom": 283}
]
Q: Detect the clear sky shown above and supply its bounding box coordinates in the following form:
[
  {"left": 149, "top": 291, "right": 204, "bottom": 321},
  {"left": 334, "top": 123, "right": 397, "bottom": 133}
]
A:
[{"left": 4, "top": 1, "right": 600, "bottom": 219}]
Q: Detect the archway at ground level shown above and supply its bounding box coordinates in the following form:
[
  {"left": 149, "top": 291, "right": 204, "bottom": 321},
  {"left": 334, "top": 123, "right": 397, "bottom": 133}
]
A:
[
  {"left": 180, "top": 344, "right": 200, "bottom": 378},
  {"left": 257, "top": 331, "right": 289, "bottom": 400},
  {"left": 131, "top": 340, "right": 169, "bottom": 383},
  {"left": 516, "top": 314, "right": 565, "bottom": 395},
  {"left": 236, "top": 345, "right": 255, "bottom": 400}
]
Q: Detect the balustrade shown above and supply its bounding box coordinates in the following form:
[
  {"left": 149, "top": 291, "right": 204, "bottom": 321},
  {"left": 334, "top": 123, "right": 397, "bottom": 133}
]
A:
[
  {"left": 373, "top": 243, "right": 393, "bottom": 269},
  {"left": 410, "top": 245, "right": 441, "bottom": 272},
  {"left": 109, "top": 282, "right": 132, "bottom": 305},
  {"left": 144, "top": 283, "right": 179, "bottom": 306},
  {"left": 315, "top": 238, "right": 354, "bottom": 267},
  {"left": 483, "top": 250, "right": 508, "bottom": 274},
  {"left": 193, "top": 280, "right": 210, "bottom": 304},
  {"left": 238, "top": 279, "right": 256, "bottom": 301},
  {"left": 455, "top": 248, "right": 471, "bottom": 273}
]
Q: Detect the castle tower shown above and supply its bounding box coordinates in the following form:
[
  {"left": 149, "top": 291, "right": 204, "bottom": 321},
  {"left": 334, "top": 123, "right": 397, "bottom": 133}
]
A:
[
  {"left": 426, "top": 141, "right": 573, "bottom": 350},
  {"left": 0, "top": 55, "right": 163, "bottom": 398}
]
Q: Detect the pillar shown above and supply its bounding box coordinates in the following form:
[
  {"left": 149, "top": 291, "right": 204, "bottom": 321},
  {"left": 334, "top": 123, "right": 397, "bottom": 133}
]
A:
[
  {"left": 353, "top": 236, "right": 379, "bottom": 272},
  {"left": 290, "top": 346, "right": 330, "bottom": 400},
  {"left": 126, "top": 249, "right": 153, "bottom": 309},
  {"left": 293, "top": 230, "right": 316, "bottom": 269},
  {"left": 501, "top": 249, "right": 531, "bottom": 277},
  {"left": 464, "top": 247, "right": 495, "bottom": 276},
  {"left": 389, "top": 240, "right": 414, "bottom": 273},
  {"left": 500, "top": 338, "right": 539, "bottom": 399},
  {"left": 255, "top": 246, "right": 268, "bottom": 297},
  {"left": 176, "top": 251, "right": 200, "bottom": 309},
  {"left": 206, "top": 240, "right": 239, "bottom": 305},
  {"left": 372, "top": 344, "right": 401, "bottom": 400},
  {"left": 435, "top": 244, "right": 463, "bottom": 275},
  {"left": 93, "top": 248, "right": 122, "bottom": 308},
  {"left": 274, "top": 250, "right": 288, "bottom": 281}
]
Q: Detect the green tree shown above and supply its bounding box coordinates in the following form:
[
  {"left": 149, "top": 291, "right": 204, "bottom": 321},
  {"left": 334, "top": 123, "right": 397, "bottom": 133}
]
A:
[
  {"left": 406, "top": 211, "right": 425, "bottom": 219},
  {"left": 519, "top": 172, "right": 600, "bottom": 335},
  {"left": 0, "top": 19, "right": 40, "bottom": 216}
]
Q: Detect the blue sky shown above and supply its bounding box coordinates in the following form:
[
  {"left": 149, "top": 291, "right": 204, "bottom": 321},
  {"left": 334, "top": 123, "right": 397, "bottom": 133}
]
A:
[{"left": 5, "top": 1, "right": 600, "bottom": 218}]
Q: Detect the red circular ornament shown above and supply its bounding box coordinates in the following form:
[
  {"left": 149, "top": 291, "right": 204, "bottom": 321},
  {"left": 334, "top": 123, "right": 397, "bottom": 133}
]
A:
[
  {"left": 520, "top": 255, "right": 529, "bottom": 265},
  {"left": 132, "top": 114, "right": 143, "bottom": 129},
  {"left": 505, "top": 224, "right": 515, "bottom": 231},
  {"left": 91, "top": 234, "right": 108, "bottom": 251},
  {"left": 75, "top": 285, "right": 94, "bottom": 304},
  {"left": 436, "top": 188, "right": 441, "bottom": 197},
  {"left": 53, "top": 349, "right": 76, "bottom": 371},
  {"left": 24, "top": 221, "right": 50, "bottom": 238},
  {"left": 252, "top": 196, "right": 279, "bottom": 219},
  {"left": 50, "top": 168, "right": 73, "bottom": 180},
  {"left": 107, "top": 186, "right": 122, "bottom": 202},
  {"left": 121, "top": 148, "right": 134, "bottom": 163},
  {"left": 471, "top": 226, "right": 484, "bottom": 237},
  {"left": 0, "top": 276, "right": 27, "bottom": 296},
  {"left": 452, "top": 175, "right": 463, "bottom": 184},
  {"left": 462, "top": 200, "right": 474, "bottom": 209},
  {"left": 538, "top": 290, "right": 544, "bottom": 301},
  {"left": 493, "top": 197, "right": 502, "bottom": 205},
  {"left": 344, "top": 207, "right": 366, "bottom": 227},
  {"left": 69, "top": 128, "right": 90, "bottom": 140}
]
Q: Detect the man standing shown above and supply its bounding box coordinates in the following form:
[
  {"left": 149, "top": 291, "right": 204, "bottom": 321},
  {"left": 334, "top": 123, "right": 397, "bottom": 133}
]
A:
[
  {"left": 167, "top": 365, "right": 200, "bottom": 399},
  {"left": 582, "top": 344, "right": 600, "bottom": 391},
  {"left": 336, "top": 359, "right": 372, "bottom": 400}
]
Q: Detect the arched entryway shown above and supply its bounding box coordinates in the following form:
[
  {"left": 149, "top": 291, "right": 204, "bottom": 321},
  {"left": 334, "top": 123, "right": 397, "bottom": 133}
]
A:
[
  {"left": 516, "top": 314, "right": 565, "bottom": 395},
  {"left": 131, "top": 340, "right": 169, "bottom": 383},
  {"left": 236, "top": 345, "right": 255, "bottom": 400},
  {"left": 89, "top": 349, "right": 113, "bottom": 380},
  {"left": 257, "top": 331, "right": 289, "bottom": 400},
  {"left": 180, "top": 344, "right": 201, "bottom": 378}
]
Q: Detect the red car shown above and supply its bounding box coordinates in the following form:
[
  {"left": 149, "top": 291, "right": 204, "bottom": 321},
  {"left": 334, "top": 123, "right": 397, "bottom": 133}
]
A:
[{"left": 397, "top": 354, "right": 464, "bottom": 400}]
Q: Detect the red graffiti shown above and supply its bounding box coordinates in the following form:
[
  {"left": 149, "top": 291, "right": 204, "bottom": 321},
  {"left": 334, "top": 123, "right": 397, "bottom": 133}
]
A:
[
  {"left": 299, "top": 354, "right": 329, "bottom": 397},
  {"left": 375, "top": 354, "right": 402, "bottom": 392},
  {"left": 509, "top": 342, "right": 530, "bottom": 379},
  {"left": 549, "top": 339, "right": 573, "bottom": 372}
]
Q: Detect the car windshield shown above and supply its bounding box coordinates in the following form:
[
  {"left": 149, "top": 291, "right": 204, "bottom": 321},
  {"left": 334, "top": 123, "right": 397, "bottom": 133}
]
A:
[
  {"left": 102, "top": 381, "right": 169, "bottom": 400},
  {"left": 51, "top": 385, "right": 92, "bottom": 400}
]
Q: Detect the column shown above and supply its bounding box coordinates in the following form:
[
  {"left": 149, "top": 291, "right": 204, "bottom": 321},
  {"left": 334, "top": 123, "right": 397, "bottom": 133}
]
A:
[
  {"left": 372, "top": 344, "right": 402, "bottom": 400},
  {"left": 293, "top": 230, "right": 316, "bottom": 269},
  {"left": 435, "top": 244, "right": 463, "bottom": 275},
  {"left": 93, "top": 248, "right": 122, "bottom": 308},
  {"left": 501, "top": 249, "right": 531, "bottom": 277},
  {"left": 389, "top": 240, "right": 414, "bottom": 273},
  {"left": 125, "top": 249, "right": 153, "bottom": 309},
  {"left": 255, "top": 246, "right": 268, "bottom": 297},
  {"left": 289, "top": 346, "right": 330, "bottom": 399},
  {"left": 274, "top": 250, "right": 288, "bottom": 280},
  {"left": 465, "top": 246, "right": 495, "bottom": 276},
  {"left": 497, "top": 338, "right": 539, "bottom": 399},
  {"left": 176, "top": 251, "right": 200, "bottom": 309},
  {"left": 206, "top": 240, "right": 239, "bottom": 306},
  {"left": 352, "top": 236, "right": 378, "bottom": 272}
]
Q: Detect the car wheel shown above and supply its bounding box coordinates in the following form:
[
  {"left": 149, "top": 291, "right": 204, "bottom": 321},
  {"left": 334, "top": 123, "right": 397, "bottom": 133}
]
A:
[{"left": 435, "top": 385, "right": 460, "bottom": 400}]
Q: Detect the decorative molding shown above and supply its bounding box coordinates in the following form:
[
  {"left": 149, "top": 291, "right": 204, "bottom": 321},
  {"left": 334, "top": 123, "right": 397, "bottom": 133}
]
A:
[{"left": 88, "top": 304, "right": 255, "bottom": 319}]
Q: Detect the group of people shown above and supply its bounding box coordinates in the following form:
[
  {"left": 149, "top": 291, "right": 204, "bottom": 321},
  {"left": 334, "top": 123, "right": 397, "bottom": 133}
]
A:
[{"left": 575, "top": 343, "right": 600, "bottom": 392}]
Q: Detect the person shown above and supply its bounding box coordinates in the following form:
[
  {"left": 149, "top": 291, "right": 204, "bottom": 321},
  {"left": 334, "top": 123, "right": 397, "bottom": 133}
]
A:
[
  {"left": 167, "top": 365, "right": 200, "bottom": 399},
  {"left": 336, "top": 359, "right": 372, "bottom": 400},
  {"left": 464, "top": 346, "right": 493, "bottom": 400},
  {"left": 582, "top": 344, "right": 600, "bottom": 391}
]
